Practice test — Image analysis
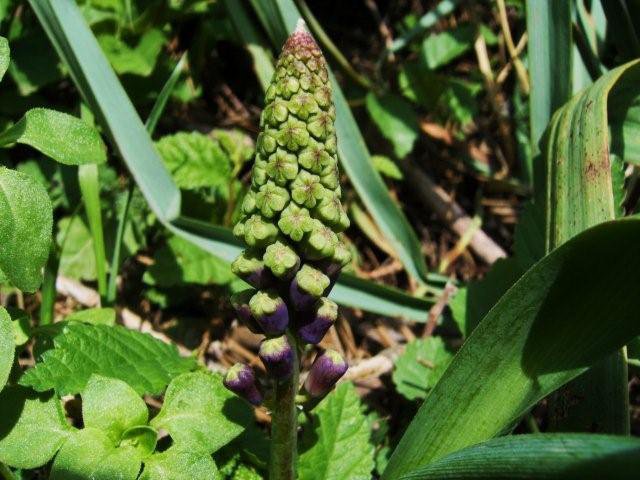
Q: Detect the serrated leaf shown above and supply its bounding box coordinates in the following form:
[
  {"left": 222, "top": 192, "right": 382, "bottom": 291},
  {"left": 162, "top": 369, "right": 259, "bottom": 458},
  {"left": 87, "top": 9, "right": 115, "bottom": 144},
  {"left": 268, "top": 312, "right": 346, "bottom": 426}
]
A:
[
  {"left": 392, "top": 337, "right": 454, "bottom": 401},
  {"left": 0, "top": 109, "right": 107, "bottom": 165},
  {"left": 57, "top": 216, "right": 98, "bottom": 281},
  {"left": 143, "top": 235, "right": 235, "bottom": 287},
  {"left": 365, "top": 93, "right": 419, "bottom": 159},
  {"left": 98, "top": 29, "right": 165, "bottom": 77},
  {"left": 0, "top": 386, "right": 71, "bottom": 469},
  {"left": 156, "top": 131, "right": 233, "bottom": 189},
  {"left": 298, "top": 382, "right": 375, "bottom": 480},
  {"left": 50, "top": 428, "right": 141, "bottom": 480},
  {"left": 66, "top": 307, "right": 116, "bottom": 326},
  {"left": 140, "top": 447, "right": 219, "bottom": 480},
  {"left": 0, "top": 307, "right": 13, "bottom": 390},
  {"left": 211, "top": 128, "right": 255, "bottom": 170},
  {"left": 0, "top": 167, "right": 52, "bottom": 292},
  {"left": 83, "top": 375, "right": 149, "bottom": 442},
  {"left": 0, "top": 36, "right": 9, "bottom": 82},
  {"left": 150, "top": 371, "right": 252, "bottom": 455},
  {"left": 20, "top": 322, "right": 196, "bottom": 396}
]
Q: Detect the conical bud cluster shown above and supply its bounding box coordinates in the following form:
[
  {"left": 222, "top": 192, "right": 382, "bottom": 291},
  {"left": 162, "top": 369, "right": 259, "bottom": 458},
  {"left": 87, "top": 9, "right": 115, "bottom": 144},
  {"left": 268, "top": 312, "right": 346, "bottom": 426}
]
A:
[{"left": 227, "top": 23, "right": 349, "bottom": 402}]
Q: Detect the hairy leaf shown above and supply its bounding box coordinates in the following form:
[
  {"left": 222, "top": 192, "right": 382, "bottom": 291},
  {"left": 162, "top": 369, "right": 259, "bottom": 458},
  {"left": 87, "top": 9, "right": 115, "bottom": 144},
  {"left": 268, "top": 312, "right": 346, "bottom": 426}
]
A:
[
  {"left": 0, "top": 386, "right": 71, "bottom": 469},
  {"left": 57, "top": 216, "right": 98, "bottom": 281},
  {"left": 140, "top": 447, "right": 219, "bottom": 480},
  {"left": 83, "top": 375, "right": 149, "bottom": 442},
  {"left": 0, "top": 307, "right": 13, "bottom": 390},
  {"left": 0, "top": 36, "right": 8, "bottom": 82},
  {"left": 399, "top": 434, "right": 640, "bottom": 479},
  {"left": 0, "top": 108, "right": 107, "bottom": 165},
  {"left": 299, "top": 382, "right": 375, "bottom": 480},
  {"left": 66, "top": 307, "right": 116, "bottom": 326},
  {"left": 392, "top": 337, "right": 454, "bottom": 401},
  {"left": 50, "top": 428, "right": 141, "bottom": 480},
  {"left": 150, "top": 372, "right": 252, "bottom": 455},
  {"left": 382, "top": 220, "right": 640, "bottom": 478},
  {"left": 0, "top": 167, "right": 52, "bottom": 292},
  {"left": 20, "top": 322, "right": 196, "bottom": 395}
]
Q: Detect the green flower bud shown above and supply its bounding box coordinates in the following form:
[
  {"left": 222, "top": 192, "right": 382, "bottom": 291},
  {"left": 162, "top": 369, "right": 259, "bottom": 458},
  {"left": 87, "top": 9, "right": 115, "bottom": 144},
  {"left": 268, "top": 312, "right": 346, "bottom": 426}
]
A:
[
  {"left": 264, "top": 240, "right": 300, "bottom": 279},
  {"left": 277, "top": 117, "right": 309, "bottom": 151},
  {"left": 303, "top": 219, "right": 338, "bottom": 260},
  {"left": 243, "top": 214, "right": 279, "bottom": 247},
  {"left": 298, "top": 139, "right": 331, "bottom": 174},
  {"left": 278, "top": 203, "right": 314, "bottom": 242},
  {"left": 266, "top": 148, "right": 298, "bottom": 185},
  {"left": 291, "top": 170, "right": 325, "bottom": 208},
  {"left": 255, "top": 181, "right": 290, "bottom": 218}
]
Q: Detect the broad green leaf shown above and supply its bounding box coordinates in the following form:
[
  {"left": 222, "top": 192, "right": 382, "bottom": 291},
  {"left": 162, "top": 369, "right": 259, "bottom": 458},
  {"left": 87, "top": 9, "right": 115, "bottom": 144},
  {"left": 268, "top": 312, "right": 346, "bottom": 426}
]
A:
[
  {"left": 98, "top": 29, "right": 165, "bottom": 76},
  {"left": 156, "top": 131, "right": 232, "bottom": 189},
  {"left": 0, "top": 167, "right": 53, "bottom": 292},
  {"left": 392, "top": 337, "right": 454, "bottom": 401},
  {"left": 20, "top": 322, "right": 196, "bottom": 395},
  {"left": 526, "top": 0, "right": 572, "bottom": 154},
  {"left": 420, "top": 23, "right": 477, "bottom": 69},
  {"left": 50, "top": 427, "right": 141, "bottom": 480},
  {"left": 31, "top": 0, "right": 432, "bottom": 319},
  {"left": 0, "top": 109, "right": 107, "bottom": 165},
  {"left": 140, "top": 447, "right": 219, "bottom": 480},
  {"left": 382, "top": 219, "right": 640, "bottom": 479},
  {"left": 0, "top": 307, "right": 13, "bottom": 390},
  {"left": 609, "top": 60, "right": 640, "bottom": 166},
  {"left": 0, "top": 386, "right": 71, "bottom": 469},
  {"left": 83, "top": 375, "right": 149, "bottom": 442},
  {"left": 10, "top": 307, "right": 31, "bottom": 346},
  {"left": 66, "top": 307, "right": 116, "bottom": 326},
  {"left": 57, "top": 216, "right": 99, "bottom": 281},
  {"left": 150, "top": 371, "right": 252, "bottom": 455},
  {"left": 400, "top": 434, "right": 640, "bottom": 480},
  {"left": 366, "top": 93, "right": 419, "bottom": 159},
  {"left": 211, "top": 128, "right": 255, "bottom": 171},
  {"left": 121, "top": 426, "right": 157, "bottom": 459},
  {"left": 143, "top": 235, "right": 235, "bottom": 287},
  {"left": 298, "top": 382, "right": 375, "bottom": 480},
  {"left": 0, "top": 36, "right": 8, "bottom": 82}
]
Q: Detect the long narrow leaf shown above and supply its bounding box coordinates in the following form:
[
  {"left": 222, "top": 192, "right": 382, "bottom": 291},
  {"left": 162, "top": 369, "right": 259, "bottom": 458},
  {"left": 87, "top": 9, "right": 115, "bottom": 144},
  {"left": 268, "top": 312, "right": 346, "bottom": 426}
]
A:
[
  {"left": 382, "top": 219, "right": 640, "bottom": 478},
  {"left": 400, "top": 434, "right": 640, "bottom": 480}
]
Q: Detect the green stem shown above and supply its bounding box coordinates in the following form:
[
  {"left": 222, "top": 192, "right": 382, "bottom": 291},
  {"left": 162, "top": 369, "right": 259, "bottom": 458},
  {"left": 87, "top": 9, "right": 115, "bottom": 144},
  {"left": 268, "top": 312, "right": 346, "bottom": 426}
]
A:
[
  {"left": 39, "top": 246, "right": 60, "bottom": 325},
  {"left": 269, "top": 332, "right": 300, "bottom": 480},
  {"left": 106, "top": 185, "right": 132, "bottom": 305},
  {"left": 0, "top": 462, "right": 16, "bottom": 480}
]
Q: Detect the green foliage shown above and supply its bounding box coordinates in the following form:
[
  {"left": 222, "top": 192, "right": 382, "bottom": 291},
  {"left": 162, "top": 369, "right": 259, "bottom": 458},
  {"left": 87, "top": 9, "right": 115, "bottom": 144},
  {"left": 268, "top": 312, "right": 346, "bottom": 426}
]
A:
[
  {"left": 144, "top": 235, "right": 235, "bottom": 287},
  {"left": 0, "top": 386, "right": 71, "bottom": 469},
  {"left": 150, "top": 371, "right": 252, "bottom": 455},
  {"left": 299, "top": 382, "right": 375, "bottom": 480},
  {"left": 140, "top": 447, "right": 219, "bottom": 480},
  {"left": 0, "top": 307, "right": 13, "bottom": 391},
  {"left": 82, "top": 375, "right": 149, "bottom": 442},
  {"left": 98, "top": 29, "right": 166, "bottom": 77},
  {"left": 156, "top": 131, "right": 233, "bottom": 190},
  {"left": 366, "top": 93, "right": 419, "bottom": 159},
  {"left": 57, "top": 216, "right": 99, "bottom": 281},
  {"left": 421, "top": 23, "right": 477, "bottom": 69},
  {"left": 371, "top": 155, "right": 403, "bottom": 180},
  {"left": 392, "top": 337, "right": 454, "bottom": 401},
  {"left": 400, "top": 434, "right": 640, "bottom": 479},
  {"left": 66, "top": 307, "right": 116, "bottom": 326},
  {"left": 0, "top": 108, "right": 107, "bottom": 165},
  {"left": 0, "top": 36, "right": 8, "bottom": 82},
  {"left": 20, "top": 322, "right": 197, "bottom": 395},
  {"left": 0, "top": 167, "right": 53, "bottom": 292},
  {"left": 50, "top": 427, "right": 142, "bottom": 480}
]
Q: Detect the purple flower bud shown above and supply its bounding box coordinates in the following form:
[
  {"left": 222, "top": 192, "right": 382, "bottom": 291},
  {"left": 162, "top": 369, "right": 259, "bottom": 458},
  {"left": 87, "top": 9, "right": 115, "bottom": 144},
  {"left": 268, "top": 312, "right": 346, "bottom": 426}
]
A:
[
  {"left": 230, "top": 289, "right": 262, "bottom": 334},
  {"left": 231, "top": 249, "right": 273, "bottom": 289},
  {"left": 223, "top": 363, "right": 263, "bottom": 406},
  {"left": 297, "top": 297, "right": 338, "bottom": 344},
  {"left": 249, "top": 289, "right": 289, "bottom": 335},
  {"left": 259, "top": 335, "right": 294, "bottom": 380},
  {"left": 289, "top": 264, "right": 329, "bottom": 311},
  {"left": 304, "top": 349, "right": 348, "bottom": 398},
  {"left": 317, "top": 241, "right": 351, "bottom": 288}
]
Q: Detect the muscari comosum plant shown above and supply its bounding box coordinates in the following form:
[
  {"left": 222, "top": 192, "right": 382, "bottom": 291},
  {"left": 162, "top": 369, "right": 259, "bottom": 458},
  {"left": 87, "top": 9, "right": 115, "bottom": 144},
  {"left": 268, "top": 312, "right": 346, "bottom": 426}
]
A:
[{"left": 223, "top": 20, "right": 350, "bottom": 479}]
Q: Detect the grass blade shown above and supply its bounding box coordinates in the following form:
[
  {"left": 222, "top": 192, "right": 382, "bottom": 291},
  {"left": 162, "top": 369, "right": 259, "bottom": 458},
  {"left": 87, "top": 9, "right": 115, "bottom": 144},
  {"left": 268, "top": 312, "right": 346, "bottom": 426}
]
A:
[
  {"left": 399, "top": 434, "right": 640, "bottom": 479},
  {"left": 382, "top": 219, "right": 640, "bottom": 478}
]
